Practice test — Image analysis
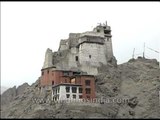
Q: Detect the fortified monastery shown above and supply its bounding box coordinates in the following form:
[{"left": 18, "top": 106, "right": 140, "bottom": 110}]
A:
[{"left": 40, "top": 21, "right": 117, "bottom": 101}]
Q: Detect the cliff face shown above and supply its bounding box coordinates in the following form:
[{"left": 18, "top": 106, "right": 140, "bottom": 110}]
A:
[{"left": 1, "top": 58, "right": 160, "bottom": 118}]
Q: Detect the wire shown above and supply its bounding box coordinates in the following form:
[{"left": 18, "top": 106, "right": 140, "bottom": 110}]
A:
[{"left": 146, "top": 47, "right": 159, "bottom": 53}]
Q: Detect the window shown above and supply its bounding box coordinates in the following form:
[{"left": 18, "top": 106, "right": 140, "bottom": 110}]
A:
[
  {"left": 66, "top": 87, "right": 70, "bottom": 92},
  {"left": 57, "top": 95, "right": 59, "bottom": 100},
  {"left": 73, "top": 95, "right": 76, "bottom": 99},
  {"left": 52, "top": 81, "right": 54, "bottom": 85},
  {"left": 79, "top": 95, "right": 82, "bottom": 99},
  {"left": 89, "top": 55, "right": 91, "bottom": 59},
  {"left": 75, "top": 56, "right": 78, "bottom": 61},
  {"left": 73, "top": 72, "right": 80, "bottom": 75},
  {"left": 47, "top": 70, "right": 49, "bottom": 74},
  {"left": 107, "top": 38, "right": 110, "bottom": 41},
  {"left": 42, "top": 71, "right": 44, "bottom": 76},
  {"left": 63, "top": 71, "right": 69, "bottom": 76},
  {"left": 72, "top": 87, "right": 77, "bottom": 93},
  {"left": 79, "top": 87, "right": 82, "bottom": 93},
  {"left": 66, "top": 94, "right": 70, "bottom": 98},
  {"left": 85, "top": 80, "right": 91, "bottom": 86},
  {"left": 86, "top": 88, "right": 91, "bottom": 94},
  {"left": 56, "top": 89, "right": 57, "bottom": 94},
  {"left": 71, "top": 78, "right": 76, "bottom": 84},
  {"left": 97, "top": 29, "right": 100, "bottom": 32},
  {"left": 57, "top": 87, "right": 60, "bottom": 93}
]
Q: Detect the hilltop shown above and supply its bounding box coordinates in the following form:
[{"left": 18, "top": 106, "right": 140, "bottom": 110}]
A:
[{"left": 1, "top": 57, "right": 160, "bottom": 118}]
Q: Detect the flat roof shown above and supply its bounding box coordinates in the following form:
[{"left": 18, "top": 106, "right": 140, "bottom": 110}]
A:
[{"left": 41, "top": 66, "right": 56, "bottom": 71}]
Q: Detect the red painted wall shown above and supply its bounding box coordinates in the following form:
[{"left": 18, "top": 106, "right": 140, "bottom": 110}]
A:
[{"left": 40, "top": 69, "right": 96, "bottom": 99}]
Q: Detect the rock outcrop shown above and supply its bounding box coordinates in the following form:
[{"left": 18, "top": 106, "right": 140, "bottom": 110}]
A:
[{"left": 1, "top": 58, "right": 160, "bottom": 118}]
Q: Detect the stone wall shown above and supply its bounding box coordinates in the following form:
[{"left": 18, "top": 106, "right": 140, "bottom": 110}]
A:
[
  {"left": 79, "top": 43, "right": 107, "bottom": 67},
  {"left": 42, "top": 22, "right": 116, "bottom": 75},
  {"left": 43, "top": 48, "right": 53, "bottom": 69}
]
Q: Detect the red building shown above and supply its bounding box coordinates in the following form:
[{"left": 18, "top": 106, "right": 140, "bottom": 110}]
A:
[{"left": 40, "top": 67, "right": 96, "bottom": 100}]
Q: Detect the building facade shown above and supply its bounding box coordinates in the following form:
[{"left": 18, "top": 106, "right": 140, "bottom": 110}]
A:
[
  {"left": 40, "top": 69, "right": 96, "bottom": 101},
  {"left": 40, "top": 21, "right": 117, "bottom": 101}
]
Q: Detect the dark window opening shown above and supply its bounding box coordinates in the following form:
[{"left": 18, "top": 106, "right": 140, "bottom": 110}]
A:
[
  {"left": 86, "top": 88, "right": 91, "bottom": 94},
  {"left": 66, "top": 87, "right": 70, "bottom": 92},
  {"left": 72, "top": 87, "right": 77, "bottom": 93},
  {"left": 104, "top": 30, "right": 111, "bottom": 34},
  {"left": 47, "top": 70, "right": 49, "bottom": 74},
  {"left": 73, "top": 95, "right": 76, "bottom": 99},
  {"left": 89, "top": 55, "right": 91, "bottom": 59},
  {"left": 57, "top": 87, "right": 60, "bottom": 93},
  {"left": 97, "top": 29, "right": 100, "bottom": 32},
  {"left": 73, "top": 72, "right": 81, "bottom": 75},
  {"left": 63, "top": 71, "right": 69, "bottom": 76},
  {"left": 52, "top": 81, "right": 54, "bottom": 85},
  {"left": 79, "top": 95, "right": 82, "bottom": 99},
  {"left": 66, "top": 94, "right": 70, "bottom": 98},
  {"left": 42, "top": 71, "right": 44, "bottom": 76},
  {"left": 75, "top": 56, "right": 78, "bottom": 61},
  {"left": 85, "top": 80, "right": 91, "bottom": 86},
  {"left": 79, "top": 87, "right": 82, "bottom": 93}
]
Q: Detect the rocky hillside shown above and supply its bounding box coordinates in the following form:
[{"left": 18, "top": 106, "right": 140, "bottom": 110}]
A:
[
  {"left": 1, "top": 57, "right": 160, "bottom": 118},
  {"left": 0, "top": 86, "right": 9, "bottom": 94}
]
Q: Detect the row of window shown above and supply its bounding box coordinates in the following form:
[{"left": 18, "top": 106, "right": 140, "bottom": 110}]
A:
[
  {"left": 53, "top": 94, "right": 90, "bottom": 100},
  {"left": 63, "top": 71, "right": 81, "bottom": 76},
  {"left": 52, "top": 79, "right": 91, "bottom": 86},
  {"left": 53, "top": 86, "right": 91, "bottom": 94},
  {"left": 41, "top": 70, "right": 54, "bottom": 76},
  {"left": 66, "top": 94, "right": 82, "bottom": 99},
  {"left": 42, "top": 70, "right": 83, "bottom": 76},
  {"left": 53, "top": 95, "right": 83, "bottom": 100},
  {"left": 65, "top": 87, "right": 91, "bottom": 94},
  {"left": 66, "top": 87, "right": 82, "bottom": 93}
]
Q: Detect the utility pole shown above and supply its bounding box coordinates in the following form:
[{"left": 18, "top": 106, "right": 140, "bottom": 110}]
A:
[
  {"left": 132, "top": 48, "right": 135, "bottom": 59},
  {"left": 143, "top": 43, "right": 145, "bottom": 58},
  {"left": 146, "top": 46, "right": 160, "bottom": 69}
]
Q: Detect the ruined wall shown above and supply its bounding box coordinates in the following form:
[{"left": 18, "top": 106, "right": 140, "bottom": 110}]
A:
[
  {"left": 78, "top": 42, "right": 107, "bottom": 75},
  {"left": 59, "top": 39, "right": 69, "bottom": 51},
  {"left": 42, "top": 22, "right": 116, "bottom": 75},
  {"left": 43, "top": 48, "right": 53, "bottom": 69},
  {"left": 104, "top": 37, "right": 113, "bottom": 60},
  {"left": 79, "top": 43, "right": 107, "bottom": 66}
]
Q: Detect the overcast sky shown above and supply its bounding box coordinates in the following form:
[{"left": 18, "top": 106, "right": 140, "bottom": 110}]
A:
[{"left": 1, "top": 2, "right": 160, "bottom": 88}]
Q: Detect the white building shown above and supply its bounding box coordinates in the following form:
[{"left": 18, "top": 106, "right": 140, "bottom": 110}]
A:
[{"left": 52, "top": 83, "right": 83, "bottom": 102}]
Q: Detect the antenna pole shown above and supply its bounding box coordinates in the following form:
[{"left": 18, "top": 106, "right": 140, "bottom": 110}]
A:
[
  {"left": 132, "top": 48, "right": 135, "bottom": 59},
  {"left": 143, "top": 43, "right": 145, "bottom": 58}
]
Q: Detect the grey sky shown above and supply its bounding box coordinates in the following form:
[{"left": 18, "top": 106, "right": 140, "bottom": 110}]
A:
[{"left": 1, "top": 2, "right": 160, "bottom": 88}]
